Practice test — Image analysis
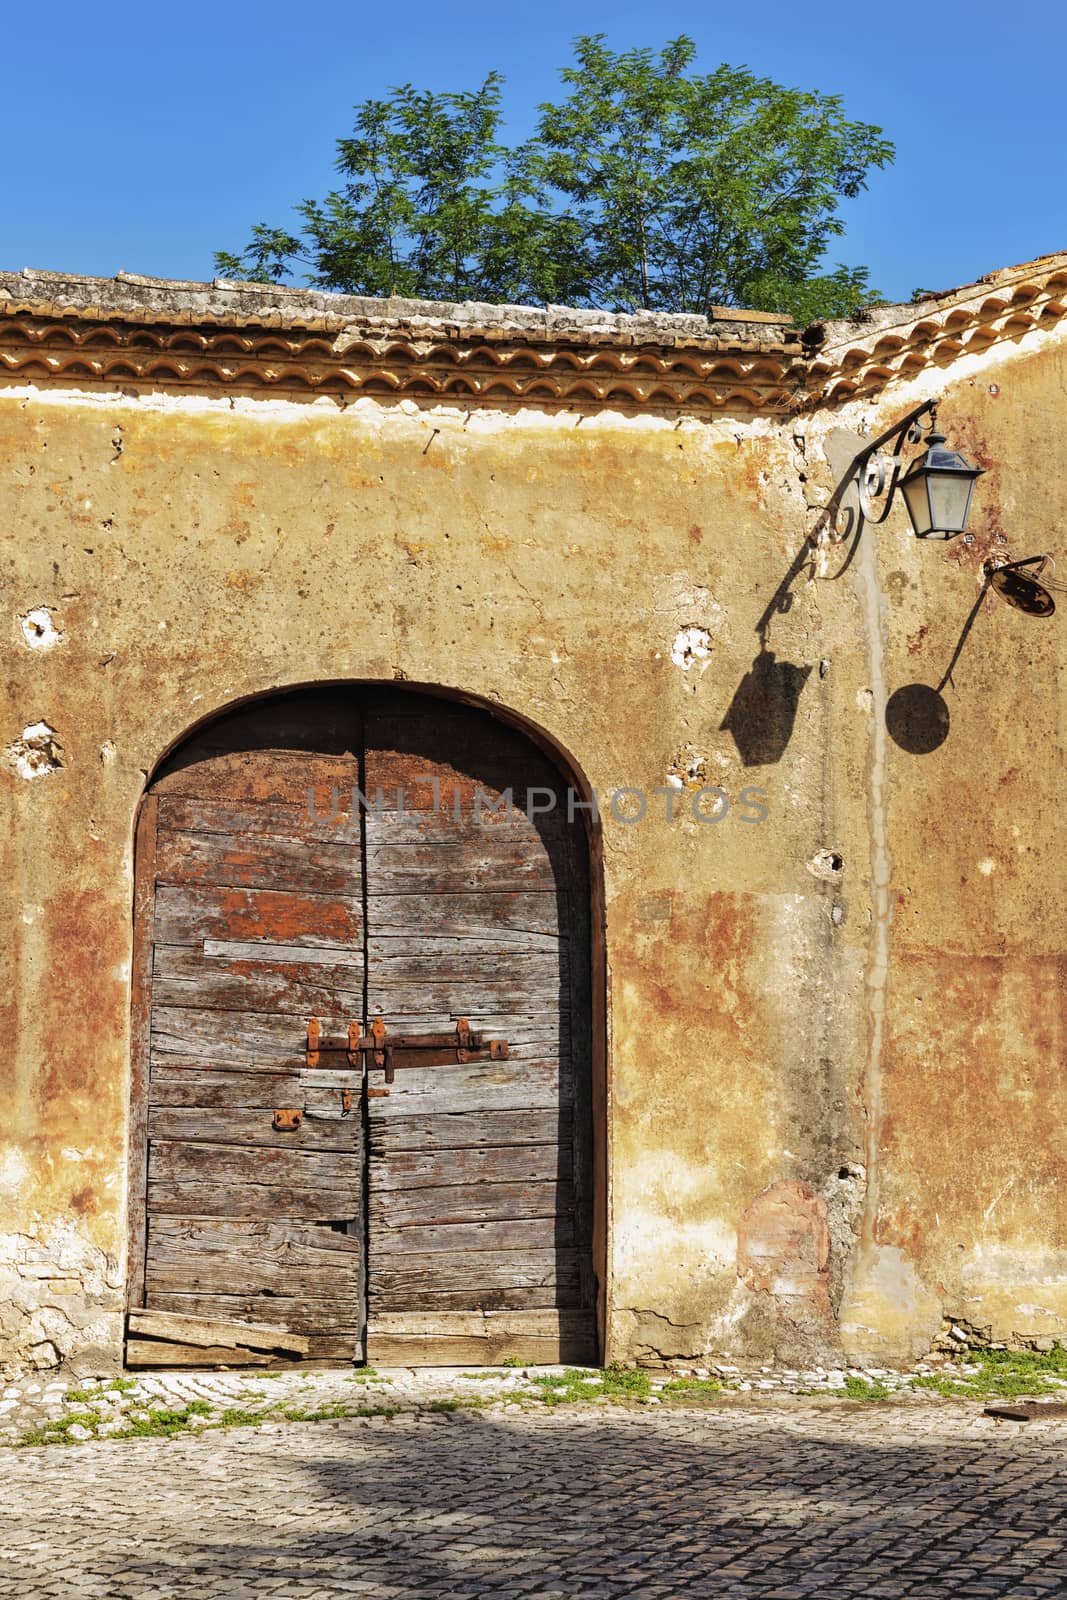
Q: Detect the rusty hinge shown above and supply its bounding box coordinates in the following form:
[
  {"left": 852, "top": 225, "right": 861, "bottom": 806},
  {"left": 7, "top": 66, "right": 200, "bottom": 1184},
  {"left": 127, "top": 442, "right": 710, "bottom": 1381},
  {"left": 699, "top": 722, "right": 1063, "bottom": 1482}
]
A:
[{"left": 273, "top": 1108, "right": 302, "bottom": 1132}]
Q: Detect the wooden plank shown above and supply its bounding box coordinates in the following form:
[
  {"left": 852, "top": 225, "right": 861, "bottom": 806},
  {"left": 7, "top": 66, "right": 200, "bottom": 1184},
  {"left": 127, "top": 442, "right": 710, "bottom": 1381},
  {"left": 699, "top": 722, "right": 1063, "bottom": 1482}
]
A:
[
  {"left": 148, "top": 1292, "right": 362, "bottom": 1335},
  {"left": 148, "top": 1069, "right": 303, "bottom": 1108},
  {"left": 361, "top": 778, "right": 570, "bottom": 818},
  {"left": 370, "top": 1284, "right": 583, "bottom": 1313},
  {"left": 146, "top": 1257, "right": 360, "bottom": 1298},
  {"left": 147, "top": 1106, "right": 362, "bottom": 1152},
  {"left": 155, "top": 828, "right": 362, "bottom": 896},
  {"left": 203, "top": 939, "right": 362, "bottom": 966},
  {"left": 159, "top": 795, "right": 361, "bottom": 845},
  {"left": 153, "top": 944, "right": 364, "bottom": 1018},
  {"left": 127, "top": 793, "right": 158, "bottom": 1313},
  {"left": 150, "top": 1008, "right": 346, "bottom": 1069},
  {"left": 365, "top": 978, "right": 564, "bottom": 1015},
  {"left": 145, "top": 1218, "right": 360, "bottom": 1300},
  {"left": 304, "top": 1336, "right": 366, "bottom": 1361},
  {"left": 149, "top": 1139, "right": 361, "bottom": 1191},
  {"left": 125, "top": 1339, "right": 276, "bottom": 1368},
  {"left": 369, "top": 1248, "right": 579, "bottom": 1296},
  {"left": 367, "top": 891, "right": 559, "bottom": 938},
  {"left": 154, "top": 883, "right": 361, "bottom": 948},
  {"left": 152, "top": 1064, "right": 362, "bottom": 1096},
  {"left": 368, "top": 1179, "right": 565, "bottom": 1226},
  {"left": 370, "top": 1215, "right": 575, "bottom": 1255},
  {"left": 365, "top": 744, "right": 563, "bottom": 814},
  {"left": 365, "top": 806, "right": 565, "bottom": 844},
  {"left": 361, "top": 761, "right": 566, "bottom": 812},
  {"left": 366, "top": 1309, "right": 595, "bottom": 1367},
  {"left": 368, "top": 1288, "right": 581, "bottom": 1315},
  {"left": 367, "top": 1330, "right": 595, "bottom": 1366},
  {"left": 361, "top": 1063, "right": 572, "bottom": 1116},
  {"left": 368, "top": 930, "right": 564, "bottom": 956},
  {"left": 363, "top": 839, "right": 555, "bottom": 895},
  {"left": 367, "top": 947, "right": 565, "bottom": 984},
  {"left": 147, "top": 1180, "right": 360, "bottom": 1221},
  {"left": 370, "top": 1109, "right": 565, "bottom": 1152},
  {"left": 128, "top": 1306, "right": 310, "bottom": 1354},
  {"left": 368, "top": 1309, "right": 591, "bottom": 1336},
  {"left": 299, "top": 1071, "right": 364, "bottom": 1096},
  {"left": 371, "top": 1143, "right": 568, "bottom": 1191},
  {"left": 369, "top": 1248, "right": 585, "bottom": 1312},
  {"left": 151, "top": 748, "right": 360, "bottom": 806},
  {"left": 148, "top": 1215, "right": 362, "bottom": 1261}
]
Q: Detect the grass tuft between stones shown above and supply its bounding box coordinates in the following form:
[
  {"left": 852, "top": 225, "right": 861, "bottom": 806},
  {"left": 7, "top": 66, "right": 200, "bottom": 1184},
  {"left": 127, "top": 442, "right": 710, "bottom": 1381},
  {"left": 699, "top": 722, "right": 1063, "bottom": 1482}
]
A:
[
  {"left": 910, "top": 1343, "right": 1067, "bottom": 1399},
  {"left": 530, "top": 1366, "right": 652, "bottom": 1406}
]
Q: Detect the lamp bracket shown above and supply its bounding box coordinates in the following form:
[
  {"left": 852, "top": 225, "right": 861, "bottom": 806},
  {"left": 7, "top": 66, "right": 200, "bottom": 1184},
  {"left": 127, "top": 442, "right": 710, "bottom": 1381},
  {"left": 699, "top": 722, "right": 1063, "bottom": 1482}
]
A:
[{"left": 852, "top": 399, "right": 939, "bottom": 525}]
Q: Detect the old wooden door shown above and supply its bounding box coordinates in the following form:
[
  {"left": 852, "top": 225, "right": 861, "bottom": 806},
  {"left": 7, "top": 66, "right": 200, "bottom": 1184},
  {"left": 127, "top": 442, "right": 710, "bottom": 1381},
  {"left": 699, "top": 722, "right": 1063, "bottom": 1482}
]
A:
[
  {"left": 361, "top": 692, "right": 594, "bottom": 1364},
  {"left": 128, "top": 694, "right": 367, "bottom": 1364},
  {"left": 128, "top": 688, "right": 595, "bottom": 1367}
]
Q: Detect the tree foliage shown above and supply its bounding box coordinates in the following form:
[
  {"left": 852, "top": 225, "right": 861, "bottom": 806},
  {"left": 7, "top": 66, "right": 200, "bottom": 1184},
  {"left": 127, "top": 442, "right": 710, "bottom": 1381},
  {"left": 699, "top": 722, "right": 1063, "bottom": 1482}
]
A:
[{"left": 216, "top": 36, "right": 893, "bottom": 323}]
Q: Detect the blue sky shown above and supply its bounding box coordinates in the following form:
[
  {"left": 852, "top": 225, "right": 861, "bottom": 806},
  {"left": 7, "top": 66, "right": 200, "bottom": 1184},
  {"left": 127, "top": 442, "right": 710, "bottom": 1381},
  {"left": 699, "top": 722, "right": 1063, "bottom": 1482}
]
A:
[{"left": 4, "top": 0, "right": 1062, "bottom": 308}]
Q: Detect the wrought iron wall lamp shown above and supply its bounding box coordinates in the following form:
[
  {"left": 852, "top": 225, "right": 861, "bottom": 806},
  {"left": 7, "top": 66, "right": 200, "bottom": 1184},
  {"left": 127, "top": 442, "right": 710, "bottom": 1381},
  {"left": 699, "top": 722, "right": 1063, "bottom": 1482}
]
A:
[{"left": 849, "top": 398, "right": 985, "bottom": 539}]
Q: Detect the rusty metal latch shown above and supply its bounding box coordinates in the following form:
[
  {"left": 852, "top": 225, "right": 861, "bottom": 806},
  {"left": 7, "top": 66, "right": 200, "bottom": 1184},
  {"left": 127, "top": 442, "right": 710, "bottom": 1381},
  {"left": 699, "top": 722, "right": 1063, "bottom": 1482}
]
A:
[
  {"left": 273, "top": 1108, "right": 302, "bottom": 1132},
  {"left": 353, "top": 1017, "right": 509, "bottom": 1069},
  {"left": 304, "top": 1016, "right": 509, "bottom": 1102}
]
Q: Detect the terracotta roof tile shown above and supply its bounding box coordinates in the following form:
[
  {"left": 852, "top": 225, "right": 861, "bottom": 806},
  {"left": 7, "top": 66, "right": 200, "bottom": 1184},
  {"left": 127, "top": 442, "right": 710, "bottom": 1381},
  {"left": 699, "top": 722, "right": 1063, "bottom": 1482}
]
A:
[
  {"left": 804, "top": 250, "right": 1067, "bottom": 406},
  {"left": 0, "top": 267, "right": 805, "bottom": 415},
  {"left": 1, "top": 251, "right": 1066, "bottom": 414}
]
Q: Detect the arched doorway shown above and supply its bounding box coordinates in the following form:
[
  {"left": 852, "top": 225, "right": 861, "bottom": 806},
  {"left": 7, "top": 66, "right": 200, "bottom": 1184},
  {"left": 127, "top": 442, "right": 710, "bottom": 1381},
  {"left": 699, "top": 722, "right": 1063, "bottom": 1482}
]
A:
[{"left": 126, "top": 685, "right": 597, "bottom": 1366}]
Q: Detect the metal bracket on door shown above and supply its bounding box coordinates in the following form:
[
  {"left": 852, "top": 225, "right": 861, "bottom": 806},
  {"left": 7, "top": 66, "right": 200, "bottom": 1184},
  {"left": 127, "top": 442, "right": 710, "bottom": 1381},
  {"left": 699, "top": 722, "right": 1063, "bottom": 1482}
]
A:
[{"left": 354, "top": 1019, "right": 391, "bottom": 1097}]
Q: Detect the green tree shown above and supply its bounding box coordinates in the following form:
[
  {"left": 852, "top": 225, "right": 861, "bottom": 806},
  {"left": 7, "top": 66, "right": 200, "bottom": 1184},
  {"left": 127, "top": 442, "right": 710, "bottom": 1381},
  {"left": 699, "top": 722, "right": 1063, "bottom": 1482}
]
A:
[{"left": 216, "top": 36, "right": 893, "bottom": 323}]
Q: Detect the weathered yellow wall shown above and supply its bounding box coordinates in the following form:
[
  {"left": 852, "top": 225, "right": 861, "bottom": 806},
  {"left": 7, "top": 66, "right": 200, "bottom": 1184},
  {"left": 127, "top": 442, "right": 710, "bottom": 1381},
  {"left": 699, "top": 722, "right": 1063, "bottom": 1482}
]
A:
[
  {"left": 822, "top": 339, "right": 1067, "bottom": 1361},
  {"left": 1, "top": 316, "right": 1063, "bottom": 1375}
]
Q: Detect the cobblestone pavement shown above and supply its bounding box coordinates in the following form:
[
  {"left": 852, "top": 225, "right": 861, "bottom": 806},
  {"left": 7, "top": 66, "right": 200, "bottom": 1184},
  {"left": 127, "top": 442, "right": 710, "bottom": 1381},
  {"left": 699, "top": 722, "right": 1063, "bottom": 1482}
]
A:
[{"left": 4, "top": 1395, "right": 1066, "bottom": 1599}]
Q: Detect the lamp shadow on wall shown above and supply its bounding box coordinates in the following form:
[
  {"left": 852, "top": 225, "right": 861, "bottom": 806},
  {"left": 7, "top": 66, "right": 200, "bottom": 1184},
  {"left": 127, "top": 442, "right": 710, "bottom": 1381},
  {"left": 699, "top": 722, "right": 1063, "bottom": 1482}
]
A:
[
  {"left": 721, "top": 532, "right": 822, "bottom": 766},
  {"left": 721, "top": 648, "right": 812, "bottom": 765},
  {"left": 885, "top": 581, "right": 991, "bottom": 754}
]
